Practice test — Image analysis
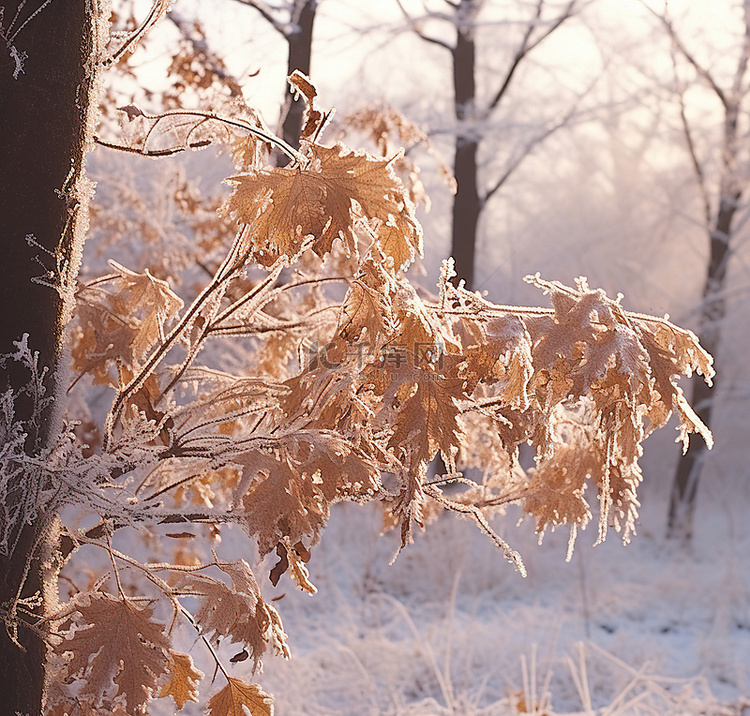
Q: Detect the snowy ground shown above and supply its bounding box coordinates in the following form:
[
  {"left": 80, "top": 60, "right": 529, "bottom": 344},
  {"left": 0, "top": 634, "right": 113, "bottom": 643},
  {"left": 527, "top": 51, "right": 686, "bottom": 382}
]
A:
[{"left": 236, "top": 482, "right": 750, "bottom": 715}]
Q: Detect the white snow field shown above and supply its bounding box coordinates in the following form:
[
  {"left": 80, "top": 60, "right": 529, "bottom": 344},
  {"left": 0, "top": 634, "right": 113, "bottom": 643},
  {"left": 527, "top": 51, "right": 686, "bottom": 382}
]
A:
[{"left": 245, "top": 482, "right": 750, "bottom": 715}]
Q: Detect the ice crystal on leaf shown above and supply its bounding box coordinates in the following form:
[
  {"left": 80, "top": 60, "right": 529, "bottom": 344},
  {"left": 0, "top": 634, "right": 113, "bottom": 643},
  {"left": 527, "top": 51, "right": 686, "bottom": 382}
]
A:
[
  {"left": 177, "top": 559, "right": 289, "bottom": 669},
  {"left": 72, "top": 260, "right": 183, "bottom": 387}
]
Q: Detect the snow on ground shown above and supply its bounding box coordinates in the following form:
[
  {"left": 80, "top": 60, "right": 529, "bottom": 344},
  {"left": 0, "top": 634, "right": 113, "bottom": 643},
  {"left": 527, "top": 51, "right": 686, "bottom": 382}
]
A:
[{"left": 230, "top": 485, "right": 750, "bottom": 715}]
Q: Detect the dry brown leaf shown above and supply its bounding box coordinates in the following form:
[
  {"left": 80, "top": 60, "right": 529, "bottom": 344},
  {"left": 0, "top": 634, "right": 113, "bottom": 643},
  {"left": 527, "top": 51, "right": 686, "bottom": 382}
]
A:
[
  {"left": 207, "top": 678, "right": 273, "bottom": 716},
  {"left": 222, "top": 164, "right": 332, "bottom": 266},
  {"left": 72, "top": 261, "right": 183, "bottom": 385},
  {"left": 387, "top": 370, "right": 464, "bottom": 470},
  {"left": 375, "top": 217, "right": 417, "bottom": 273},
  {"left": 268, "top": 539, "right": 317, "bottom": 593},
  {"left": 235, "top": 432, "right": 381, "bottom": 558},
  {"left": 289, "top": 70, "right": 325, "bottom": 140},
  {"left": 338, "top": 261, "right": 395, "bottom": 346},
  {"left": 524, "top": 435, "right": 594, "bottom": 537},
  {"left": 460, "top": 314, "right": 533, "bottom": 403},
  {"left": 158, "top": 650, "right": 203, "bottom": 709},
  {"left": 222, "top": 142, "right": 421, "bottom": 270},
  {"left": 177, "top": 559, "right": 289, "bottom": 669},
  {"left": 54, "top": 593, "right": 170, "bottom": 715}
]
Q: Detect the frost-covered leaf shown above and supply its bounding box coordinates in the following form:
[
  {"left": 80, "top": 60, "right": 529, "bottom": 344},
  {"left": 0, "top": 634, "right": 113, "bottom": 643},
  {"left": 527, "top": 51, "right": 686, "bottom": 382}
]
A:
[
  {"left": 288, "top": 70, "right": 325, "bottom": 140},
  {"left": 72, "top": 261, "right": 183, "bottom": 385},
  {"left": 222, "top": 142, "right": 421, "bottom": 270},
  {"left": 524, "top": 432, "right": 593, "bottom": 536},
  {"left": 338, "top": 259, "right": 395, "bottom": 346},
  {"left": 375, "top": 216, "right": 419, "bottom": 273},
  {"left": 177, "top": 559, "right": 289, "bottom": 669},
  {"left": 235, "top": 431, "right": 381, "bottom": 558},
  {"left": 54, "top": 593, "right": 170, "bottom": 715},
  {"left": 387, "top": 371, "right": 464, "bottom": 470}
]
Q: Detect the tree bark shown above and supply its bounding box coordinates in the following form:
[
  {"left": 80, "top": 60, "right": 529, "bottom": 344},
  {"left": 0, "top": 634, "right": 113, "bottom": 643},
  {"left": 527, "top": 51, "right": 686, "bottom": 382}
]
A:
[
  {"left": 451, "top": 138, "right": 481, "bottom": 291},
  {"left": 667, "top": 191, "right": 736, "bottom": 542},
  {"left": 0, "top": 1, "right": 99, "bottom": 712},
  {"left": 450, "top": 0, "right": 481, "bottom": 290},
  {"left": 667, "top": 87, "right": 743, "bottom": 543}
]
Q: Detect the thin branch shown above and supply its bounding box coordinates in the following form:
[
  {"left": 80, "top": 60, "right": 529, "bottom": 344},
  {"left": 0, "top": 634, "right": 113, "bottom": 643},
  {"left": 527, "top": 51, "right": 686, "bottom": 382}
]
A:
[
  {"left": 7, "top": 0, "right": 54, "bottom": 43},
  {"left": 640, "top": 0, "right": 728, "bottom": 108},
  {"left": 94, "top": 135, "right": 212, "bottom": 157},
  {"left": 669, "top": 44, "right": 712, "bottom": 230},
  {"left": 230, "top": 0, "right": 289, "bottom": 36},
  {"left": 104, "top": 0, "right": 173, "bottom": 68},
  {"left": 178, "top": 603, "right": 230, "bottom": 681},
  {"left": 487, "top": 0, "right": 577, "bottom": 113},
  {"left": 210, "top": 263, "right": 285, "bottom": 329},
  {"left": 209, "top": 308, "right": 337, "bottom": 338},
  {"left": 483, "top": 109, "right": 573, "bottom": 206},
  {"left": 158, "top": 262, "right": 294, "bottom": 398},
  {"left": 395, "top": 0, "right": 454, "bottom": 51},
  {"left": 424, "top": 484, "right": 527, "bottom": 576},
  {"left": 103, "top": 226, "right": 250, "bottom": 450},
  {"left": 122, "top": 107, "right": 306, "bottom": 166},
  {"left": 58, "top": 508, "right": 237, "bottom": 565},
  {"left": 733, "top": 0, "right": 750, "bottom": 98}
]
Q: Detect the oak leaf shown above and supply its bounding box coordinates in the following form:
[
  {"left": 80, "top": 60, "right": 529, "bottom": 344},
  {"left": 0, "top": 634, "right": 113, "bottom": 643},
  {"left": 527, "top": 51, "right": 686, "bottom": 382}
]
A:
[
  {"left": 222, "top": 143, "right": 421, "bottom": 270},
  {"left": 375, "top": 216, "right": 419, "bottom": 273},
  {"left": 289, "top": 70, "right": 325, "bottom": 140},
  {"left": 72, "top": 261, "right": 183, "bottom": 385},
  {"left": 54, "top": 592, "right": 170, "bottom": 715},
  {"left": 460, "top": 314, "right": 533, "bottom": 404},
  {"left": 207, "top": 678, "right": 273, "bottom": 716},
  {"left": 387, "top": 370, "right": 465, "bottom": 469},
  {"left": 312, "top": 144, "right": 422, "bottom": 271},
  {"left": 524, "top": 435, "right": 594, "bottom": 536},
  {"left": 223, "top": 164, "right": 332, "bottom": 266},
  {"left": 177, "top": 559, "right": 289, "bottom": 669},
  {"left": 235, "top": 432, "right": 381, "bottom": 558},
  {"left": 158, "top": 650, "right": 203, "bottom": 709},
  {"left": 338, "top": 258, "right": 395, "bottom": 346}
]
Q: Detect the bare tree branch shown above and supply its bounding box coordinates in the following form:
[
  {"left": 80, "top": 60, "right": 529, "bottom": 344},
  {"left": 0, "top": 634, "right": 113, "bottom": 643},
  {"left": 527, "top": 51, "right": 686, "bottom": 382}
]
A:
[
  {"left": 104, "top": 0, "right": 174, "bottom": 67},
  {"left": 732, "top": 0, "right": 750, "bottom": 97},
  {"left": 230, "top": 0, "right": 289, "bottom": 36},
  {"left": 487, "top": 0, "right": 577, "bottom": 114},
  {"left": 394, "top": 0, "right": 454, "bottom": 50},
  {"left": 640, "top": 0, "right": 728, "bottom": 108},
  {"left": 482, "top": 100, "right": 580, "bottom": 205},
  {"left": 94, "top": 136, "right": 211, "bottom": 156},
  {"left": 669, "top": 42, "right": 712, "bottom": 230}
]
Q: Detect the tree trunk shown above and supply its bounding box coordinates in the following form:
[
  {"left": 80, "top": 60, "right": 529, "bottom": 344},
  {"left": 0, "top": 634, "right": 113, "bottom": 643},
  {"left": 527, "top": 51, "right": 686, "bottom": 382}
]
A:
[
  {"left": 279, "top": 0, "right": 317, "bottom": 156},
  {"left": 667, "top": 191, "right": 737, "bottom": 542},
  {"left": 0, "top": 1, "right": 99, "bottom": 712},
  {"left": 451, "top": 138, "right": 481, "bottom": 290},
  {"left": 450, "top": 1, "right": 480, "bottom": 290},
  {"left": 667, "top": 93, "right": 742, "bottom": 543}
]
